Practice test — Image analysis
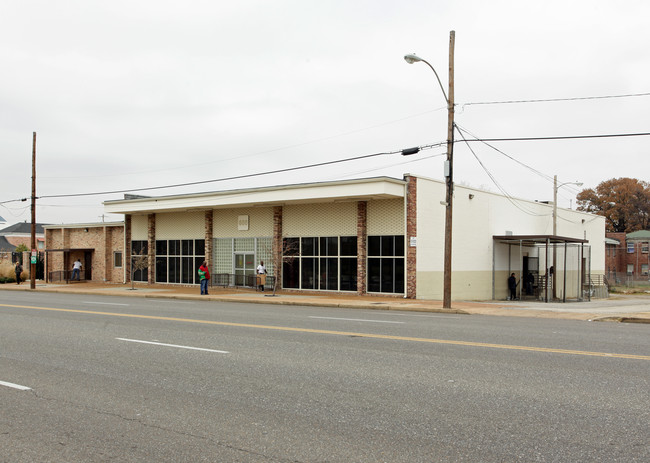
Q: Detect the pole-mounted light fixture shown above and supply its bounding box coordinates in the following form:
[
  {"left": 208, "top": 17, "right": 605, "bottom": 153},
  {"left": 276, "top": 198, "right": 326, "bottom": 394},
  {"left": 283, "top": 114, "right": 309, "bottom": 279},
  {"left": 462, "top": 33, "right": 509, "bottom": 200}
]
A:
[{"left": 404, "top": 31, "right": 455, "bottom": 308}]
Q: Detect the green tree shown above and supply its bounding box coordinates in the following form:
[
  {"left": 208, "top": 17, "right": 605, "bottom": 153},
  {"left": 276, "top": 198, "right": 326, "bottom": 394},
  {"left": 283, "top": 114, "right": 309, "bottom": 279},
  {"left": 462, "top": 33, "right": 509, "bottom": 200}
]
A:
[
  {"left": 576, "top": 177, "right": 650, "bottom": 232},
  {"left": 14, "top": 243, "right": 29, "bottom": 253}
]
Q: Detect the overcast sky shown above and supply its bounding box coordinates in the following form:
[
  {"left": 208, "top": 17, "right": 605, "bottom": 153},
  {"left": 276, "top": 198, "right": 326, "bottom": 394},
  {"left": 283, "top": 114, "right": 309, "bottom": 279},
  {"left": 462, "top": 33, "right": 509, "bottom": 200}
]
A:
[{"left": 1, "top": 0, "right": 649, "bottom": 227}]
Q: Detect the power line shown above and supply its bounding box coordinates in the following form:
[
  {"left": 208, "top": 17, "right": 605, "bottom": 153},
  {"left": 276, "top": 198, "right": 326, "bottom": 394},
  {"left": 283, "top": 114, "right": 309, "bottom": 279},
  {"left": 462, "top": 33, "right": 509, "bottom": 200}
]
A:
[
  {"left": 32, "top": 148, "right": 417, "bottom": 200},
  {"left": 455, "top": 126, "right": 547, "bottom": 217},
  {"left": 463, "top": 92, "right": 650, "bottom": 107},
  {"left": 455, "top": 124, "right": 552, "bottom": 183},
  {"left": 459, "top": 132, "right": 650, "bottom": 143}
]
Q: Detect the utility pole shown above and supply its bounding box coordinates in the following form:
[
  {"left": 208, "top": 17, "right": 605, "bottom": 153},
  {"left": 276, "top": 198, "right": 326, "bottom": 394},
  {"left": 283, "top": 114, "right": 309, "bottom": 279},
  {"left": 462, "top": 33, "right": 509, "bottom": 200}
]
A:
[
  {"left": 552, "top": 175, "right": 558, "bottom": 300},
  {"left": 30, "top": 132, "right": 36, "bottom": 290},
  {"left": 442, "top": 30, "right": 455, "bottom": 309}
]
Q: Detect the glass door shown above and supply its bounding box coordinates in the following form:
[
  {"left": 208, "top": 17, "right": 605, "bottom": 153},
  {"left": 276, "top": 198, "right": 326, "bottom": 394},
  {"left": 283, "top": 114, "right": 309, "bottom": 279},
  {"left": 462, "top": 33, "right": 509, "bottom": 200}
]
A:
[{"left": 234, "top": 253, "right": 255, "bottom": 286}]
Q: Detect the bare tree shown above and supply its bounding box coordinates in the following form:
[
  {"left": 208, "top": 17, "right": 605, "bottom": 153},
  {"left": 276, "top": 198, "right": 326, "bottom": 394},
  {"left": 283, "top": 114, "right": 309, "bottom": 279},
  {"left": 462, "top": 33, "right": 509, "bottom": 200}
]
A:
[{"left": 130, "top": 252, "right": 149, "bottom": 290}]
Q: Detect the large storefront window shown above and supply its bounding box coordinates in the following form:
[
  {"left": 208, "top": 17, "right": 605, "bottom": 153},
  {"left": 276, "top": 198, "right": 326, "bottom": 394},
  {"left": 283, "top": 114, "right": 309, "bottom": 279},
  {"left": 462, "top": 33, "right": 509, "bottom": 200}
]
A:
[
  {"left": 153, "top": 239, "right": 205, "bottom": 284},
  {"left": 367, "top": 235, "right": 404, "bottom": 294},
  {"left": 283, "top": 236, "right": 357, "bottom": 291}
]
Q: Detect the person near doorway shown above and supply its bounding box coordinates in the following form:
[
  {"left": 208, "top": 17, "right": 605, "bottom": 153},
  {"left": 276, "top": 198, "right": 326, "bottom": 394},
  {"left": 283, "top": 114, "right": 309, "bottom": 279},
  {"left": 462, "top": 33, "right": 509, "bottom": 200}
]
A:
[
  {"left": 508, "top": 272, "right": 518, "bottom": 300},
  {"left": 198, "top": 260, "right": 210, "bottom": 295},
  {"left": 525, "top": 272, "right": 535, "bottom": 295},
  {"left": 256, "top": 260, "right": 267, "bottom": 291},
  {"left": 72, "top": 259, "right": 82, "bottom": 280},
  {"left": 15, "top": 261, "right": 23, "bottom": 285}
]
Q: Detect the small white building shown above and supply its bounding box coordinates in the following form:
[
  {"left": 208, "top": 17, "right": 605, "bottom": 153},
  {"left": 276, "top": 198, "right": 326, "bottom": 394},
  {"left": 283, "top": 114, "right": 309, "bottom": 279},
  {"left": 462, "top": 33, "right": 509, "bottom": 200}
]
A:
[{"left": 103, "top": 174, "right": 605, "bottom": 301}]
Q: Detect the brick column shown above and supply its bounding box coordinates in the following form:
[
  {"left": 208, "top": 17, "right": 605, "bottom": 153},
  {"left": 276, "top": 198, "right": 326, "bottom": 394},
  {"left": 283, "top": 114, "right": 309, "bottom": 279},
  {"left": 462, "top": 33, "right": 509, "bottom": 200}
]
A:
[
  {"left": 125, "top": 215, "right": 132, "bottom": 283},
  {"left": 205, "top": 210, "right": 213, "bottom": 266},
  {"left": 357, "top": 201, "right": 367, "bottom": 295},
  {"left": 406, "top": 176, "right": 417, "bottom": 298},
  {"left": 273, "top": 206, "right": 283, "bottom": 288},
  {"left": 103, "top": 225, "right": 110, "bottom": 282},
  {"left": 147, "top": 213, "right": 156, "bottom": 284}
]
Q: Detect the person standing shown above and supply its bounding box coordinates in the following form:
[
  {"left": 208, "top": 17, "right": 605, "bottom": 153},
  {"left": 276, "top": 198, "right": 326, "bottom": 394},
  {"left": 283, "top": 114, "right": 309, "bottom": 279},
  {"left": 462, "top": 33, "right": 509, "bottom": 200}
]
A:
[
  {"left": 507, "top": 272, "right": 518, "bottom": 300},
  {"left": 15, "top": 261, "right": 23, "bottom": 285},
  {"left": 256, "top": 260, "right": 267, "bottom": 291},
  {"left": 72, "top": 259, "right": 82, "bottom": 280},
  {"left": 198, "top": 260, "right": 210, "bottom": 295}
]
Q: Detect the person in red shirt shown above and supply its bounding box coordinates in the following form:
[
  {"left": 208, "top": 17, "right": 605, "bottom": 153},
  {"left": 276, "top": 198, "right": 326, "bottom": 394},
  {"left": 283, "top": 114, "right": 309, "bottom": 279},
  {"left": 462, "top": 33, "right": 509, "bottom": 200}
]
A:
[{"left": 198, "top": 261, "right": 211, "bottom": 295}]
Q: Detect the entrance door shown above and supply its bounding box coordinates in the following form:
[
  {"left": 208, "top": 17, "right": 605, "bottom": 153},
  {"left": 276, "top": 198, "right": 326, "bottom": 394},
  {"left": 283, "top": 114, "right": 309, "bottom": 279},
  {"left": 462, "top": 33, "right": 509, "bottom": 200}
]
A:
[
  {"left": 84, "top": 251, "right": 93, "bottom": 281},
  {"left": 234, "top": 253, "right": 255, "bottom": 286}
]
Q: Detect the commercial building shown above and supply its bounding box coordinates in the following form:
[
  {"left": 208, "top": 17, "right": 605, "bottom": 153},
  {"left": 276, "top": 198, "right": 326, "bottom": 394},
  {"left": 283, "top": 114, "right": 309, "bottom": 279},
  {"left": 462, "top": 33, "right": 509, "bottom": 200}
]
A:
[{"left": 78, "top": 174, "right": 605, "bottom": 301}]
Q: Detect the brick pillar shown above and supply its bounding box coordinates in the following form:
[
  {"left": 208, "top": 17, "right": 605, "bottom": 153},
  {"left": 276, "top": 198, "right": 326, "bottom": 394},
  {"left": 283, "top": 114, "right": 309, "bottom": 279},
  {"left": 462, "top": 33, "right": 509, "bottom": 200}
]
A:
[
  {"left": 103, "top": 225, "right": 110, "bottom": 282},
  {"left": 357, "top": 201, "right": 367, "bottom": 295},
  {"left": 125, "top": 215, "right": 132, "bottom": 283},
  {"left": 62, "top": 227, "right": 70, "bottom": 249},
  {"left": 273, "top": 206, "right": 283, "bottom": 288},
  {"left": 147, "top": 214, "right": 156, "bottom": 284},
  {"left": 406, "top": 176, "right": 417, "bottom": 298},
  {"left": 205, "top": 210, "right": 213, "bottom": 267}
]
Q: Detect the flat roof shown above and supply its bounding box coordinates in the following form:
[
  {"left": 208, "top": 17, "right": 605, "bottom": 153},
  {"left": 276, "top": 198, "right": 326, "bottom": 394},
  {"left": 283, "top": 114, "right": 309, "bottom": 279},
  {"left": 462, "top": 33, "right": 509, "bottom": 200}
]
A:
[
  {"left": 103, "top": 177, "right": 407, "bottom": 215},
  {"left": 493, "top": 234, "right": 589, "bottom": 245},
  {"left": 43, "top": 222, "right": 124, "bottom": 229}
]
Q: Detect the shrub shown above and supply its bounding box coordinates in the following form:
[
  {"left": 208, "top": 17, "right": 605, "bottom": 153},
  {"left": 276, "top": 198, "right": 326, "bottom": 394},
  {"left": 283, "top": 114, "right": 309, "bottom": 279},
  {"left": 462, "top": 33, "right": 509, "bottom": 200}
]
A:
[{"left": 0, "top": 262, "right": 24, "bottom": 281}]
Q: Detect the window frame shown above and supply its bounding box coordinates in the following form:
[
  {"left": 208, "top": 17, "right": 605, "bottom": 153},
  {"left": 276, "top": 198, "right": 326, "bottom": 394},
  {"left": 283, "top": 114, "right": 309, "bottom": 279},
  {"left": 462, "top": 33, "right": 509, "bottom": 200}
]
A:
[{"left": 113, "top": 251, "right": 123, "bottom": 268}]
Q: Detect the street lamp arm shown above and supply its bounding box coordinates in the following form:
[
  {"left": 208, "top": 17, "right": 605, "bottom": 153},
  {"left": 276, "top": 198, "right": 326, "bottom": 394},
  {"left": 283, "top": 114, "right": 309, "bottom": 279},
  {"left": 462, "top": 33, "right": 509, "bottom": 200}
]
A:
[
  {"left": 557, "top": 181, "right": 583, "bottom": 190},
  {"left": 404, "top": 54, "right": 449, "bottom": 103}
]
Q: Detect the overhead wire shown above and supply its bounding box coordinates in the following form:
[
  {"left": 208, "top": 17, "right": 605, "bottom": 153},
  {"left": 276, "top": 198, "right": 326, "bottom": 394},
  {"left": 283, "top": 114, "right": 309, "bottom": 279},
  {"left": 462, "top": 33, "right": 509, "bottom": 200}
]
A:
[
  {"left": 462, "top": 91, "right": 650, "bottom": 107},
  {"left": 454, "top": 124, "right": 553, "bottom": 183},
  {"left": 3, "top": 145, "right": 446, "bottom": 204},
  {"left": 455, "top": 125, "right": 548, "bottom": 217}
]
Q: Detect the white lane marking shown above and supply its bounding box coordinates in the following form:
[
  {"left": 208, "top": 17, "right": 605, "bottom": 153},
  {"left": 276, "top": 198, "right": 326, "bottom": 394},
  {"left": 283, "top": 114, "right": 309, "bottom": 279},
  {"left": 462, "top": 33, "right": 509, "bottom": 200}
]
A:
[
  {"left": 362, "top": 312, "right": 462, "bottom": 320},
  {"left": 309, "top": 316, "right": 404, "bottom": 324},
  {"left": 83, "top": 301, "right": 130, "bottom": 306},
  {"left": 0, "top": 380, "right": 32, "bottom": 391},
  {"left": 116, "top": 338, "right": 229, "bottom": 354}
]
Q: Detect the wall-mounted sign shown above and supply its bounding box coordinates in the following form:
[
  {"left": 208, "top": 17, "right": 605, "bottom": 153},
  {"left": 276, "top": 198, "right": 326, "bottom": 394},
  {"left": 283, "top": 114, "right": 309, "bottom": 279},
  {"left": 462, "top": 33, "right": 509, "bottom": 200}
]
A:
[
  {"left": 238, "top": 215, "right": 249, "bottom": 231},
  {"left": 409, "top": 237, "right": 417, "bottom": 247}
]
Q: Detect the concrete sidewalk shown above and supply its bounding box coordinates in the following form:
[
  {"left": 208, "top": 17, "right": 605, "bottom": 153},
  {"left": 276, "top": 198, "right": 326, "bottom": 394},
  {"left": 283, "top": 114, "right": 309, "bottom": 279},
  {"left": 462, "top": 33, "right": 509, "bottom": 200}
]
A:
[{"left": 2, "top": 282, "right": 650, "bottom": 323}]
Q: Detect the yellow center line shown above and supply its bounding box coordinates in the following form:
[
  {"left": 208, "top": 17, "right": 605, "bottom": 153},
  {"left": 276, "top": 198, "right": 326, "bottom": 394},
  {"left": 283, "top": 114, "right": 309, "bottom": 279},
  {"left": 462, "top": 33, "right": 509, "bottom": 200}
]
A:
[{"left": 2, "top": 303, "right": 649, "bottom": 360}]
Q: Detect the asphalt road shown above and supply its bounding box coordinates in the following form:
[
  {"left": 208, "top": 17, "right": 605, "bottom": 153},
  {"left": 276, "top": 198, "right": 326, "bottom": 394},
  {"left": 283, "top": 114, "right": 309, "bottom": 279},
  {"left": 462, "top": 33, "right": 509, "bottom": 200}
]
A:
[{"left": 1, "top": 291, "right": 649, "bottom": 462}]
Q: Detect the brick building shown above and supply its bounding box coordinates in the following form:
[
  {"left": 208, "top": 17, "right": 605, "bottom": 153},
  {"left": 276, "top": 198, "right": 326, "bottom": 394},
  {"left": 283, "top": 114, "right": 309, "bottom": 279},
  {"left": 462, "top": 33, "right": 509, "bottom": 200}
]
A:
[
  {"left": 605, "top": 230, "right": 650, "bottom": 283},
  {"left": 44, "top": 222, "right": 124, "bottom": 283}
]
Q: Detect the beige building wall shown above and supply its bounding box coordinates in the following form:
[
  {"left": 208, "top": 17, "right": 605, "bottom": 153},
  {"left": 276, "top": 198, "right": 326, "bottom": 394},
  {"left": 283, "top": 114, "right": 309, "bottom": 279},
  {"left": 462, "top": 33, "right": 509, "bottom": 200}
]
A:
[
  {"left": 157, "top": 211, "right": 205, "bottom": 239},
  {"left": 367, "top": 198, "right": 404, "bottom": 235},
  {"left": 283, "top": 202, "right": 357, "bottom": 236},
  {"left": 213, "top": 207, "right": 274, "bottom": 238},
  {"left": 131, "top": 215, "right": 148, "bottom": 240}
]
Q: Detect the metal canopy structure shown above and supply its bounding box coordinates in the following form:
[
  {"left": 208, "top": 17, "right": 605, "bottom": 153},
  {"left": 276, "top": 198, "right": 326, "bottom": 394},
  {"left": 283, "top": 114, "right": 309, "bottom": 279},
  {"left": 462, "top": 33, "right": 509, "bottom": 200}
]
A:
[{"left": 492, "top": 234, "right": 590, "bottom": 303}]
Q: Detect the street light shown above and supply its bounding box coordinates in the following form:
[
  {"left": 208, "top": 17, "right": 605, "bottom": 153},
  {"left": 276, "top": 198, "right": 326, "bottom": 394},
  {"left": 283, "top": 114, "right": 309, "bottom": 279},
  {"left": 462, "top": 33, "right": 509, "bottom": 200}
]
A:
[
  {"left": 553, "top": 175, "right": 583, "bottom": 236},
  {"left": 552, "top": 175, "right": 583, "bottom": 299},
  {"left": 404, "top": 31, "right": 455, "bottom": 308}
]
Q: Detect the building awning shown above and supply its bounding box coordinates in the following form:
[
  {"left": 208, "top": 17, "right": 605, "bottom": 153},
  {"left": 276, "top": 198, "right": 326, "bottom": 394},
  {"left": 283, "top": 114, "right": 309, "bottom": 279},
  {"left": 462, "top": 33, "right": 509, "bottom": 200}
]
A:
[{"left": 493, "top": 234, "right": 588, "bottom": 245}]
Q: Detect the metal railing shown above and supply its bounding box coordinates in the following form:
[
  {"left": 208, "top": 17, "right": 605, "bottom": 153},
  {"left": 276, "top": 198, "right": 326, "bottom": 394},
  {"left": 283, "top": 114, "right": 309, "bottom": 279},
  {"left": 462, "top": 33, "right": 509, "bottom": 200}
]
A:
[
  {"left": 211, "top": 274, "right": 275, "bottom": 290},
  {"left": 48, "top": 270, "right": 88, "bottom": 283}
]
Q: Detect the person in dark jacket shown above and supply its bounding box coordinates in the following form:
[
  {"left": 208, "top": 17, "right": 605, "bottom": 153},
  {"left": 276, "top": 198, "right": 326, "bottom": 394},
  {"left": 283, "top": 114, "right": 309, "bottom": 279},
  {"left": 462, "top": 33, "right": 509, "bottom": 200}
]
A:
[
  {"left": 15, "top": 261, "right": 23, "bottom": 285},
  {"left": 507, "top": 273, "right": 518, "bottom": 300}
]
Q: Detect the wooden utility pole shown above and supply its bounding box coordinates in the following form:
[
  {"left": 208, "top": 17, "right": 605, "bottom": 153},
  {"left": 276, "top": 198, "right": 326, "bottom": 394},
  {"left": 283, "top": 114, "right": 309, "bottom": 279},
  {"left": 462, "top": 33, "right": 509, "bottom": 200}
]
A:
[
  {"left": 442, "top": 30, "right": 455, "bottom": 309},
  {"left": 30, "top": 132, "right": 36, "bottom": 290}
]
